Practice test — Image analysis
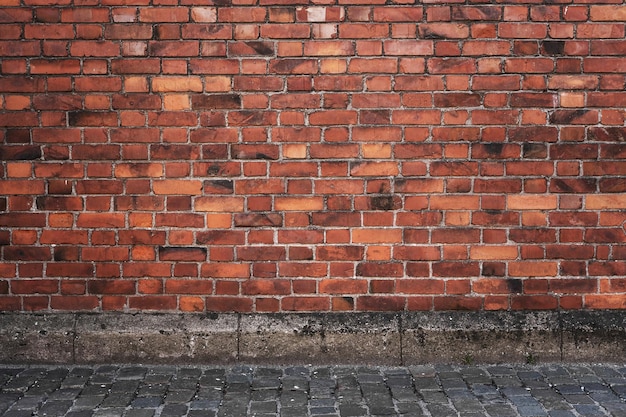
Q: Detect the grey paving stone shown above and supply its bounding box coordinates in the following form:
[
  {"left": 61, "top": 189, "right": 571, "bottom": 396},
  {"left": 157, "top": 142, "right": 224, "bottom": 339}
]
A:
[
  {"left": 516, "top": 405, "right": 549, "bottom": 417},
  {"left": 100, "top": 393, "right": 134, "bottom": 408},
  {"left": 338, "top": 404, "right": 369, "bottom": 416},
  {"left": 72, "top": 395, "right": 105, "bottom": 409},
  {"left": 164, "top": 390, "right": 195, "bottom": 403},
  {"left": 3, "top": 410, "right": 36, "bottom": 417},
  {"left": 187, "top": 410, "right": 217, "bottom": 417},
  {"left": 395, "top": 402, "right": 424, "bottom": 416},
  {"left": 122, "top": 410, "right": 153, "bottom": 417},
  {"left": 280, "top": 407, "right": 308, "bottom": 417},
  {"left": 110, "top": 380, "right": 140, "bottom": 393},
  {"left": 48, "top": 388, "right": 82, "bottom": 400},
  {"left": 573, "top": 404, "right": 611, "bottom": 416},
  {"left": 160, "top": 404, "right": 188, "bottom": 417},
  {"left": 117, "top": 368, "right": 146, "bottom": 380},
  {"left": 11, "top": 395, "right": 44, "bottom": 410},
  {"left": 485, "top": 404, "right": 520, "bottom": 417},
  {"left": 80, "top": 385, "right": 110, "bottom": 397},
  {"left": 249, "top": 400, "right": 278, "bottom": 413},
  {"left": 129, "top": 396, "right": 162, "bottom": 408},
  {"left": 420, "top": 390, "right": 449, "bottom": 404},
  {"left": 92, "top": 408, "right": 125, "bottom": 417},
  {"left": 310, "top": 407, "right": 337, "bottom": 415},
  {"left": 39, "top": 400, "right": 74, "bottom": 416},
  {"left": 426, "top": 403, "right": 457, "bottom": 417},
  {"left": 548, "top": 411, "right": 577, "bottom": 417},
  {"left": 2, "top": 364, "right": 626, "bottom": 416},
  {"left": 66, "top": 410, "right": 94, "bottom": 417}
]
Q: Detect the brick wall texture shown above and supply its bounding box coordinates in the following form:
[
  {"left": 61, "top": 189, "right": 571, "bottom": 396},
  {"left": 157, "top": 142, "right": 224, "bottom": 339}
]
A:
[{"left": 1, "top": 0, "right": 626, "bottom": 313}]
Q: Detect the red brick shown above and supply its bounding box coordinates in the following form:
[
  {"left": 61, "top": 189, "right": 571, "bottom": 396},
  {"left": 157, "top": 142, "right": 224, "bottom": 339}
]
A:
[
  {"left": 12, "top": 279, "right": 58, "bottom": 294},
  {"left": 419, "top": 23, "right": 469, "bottom": 39},
  {"left": 88, "top": 280, "right": 135, "bottom": 295},
  {"left": 205, "top": 297, "right": 251, "bottom": 312},
  {"left": 138, "top": 7, "right": 188, "bottom": 22},
  {"left": 373, "top": 6, "right": 424, "bottom": 22},
  {"left": 304, "top": 41, "right": 354, "bottom": 56},
  {"left": 356, "top": 296, "right": 405, "bottom": 311},
  {"left": 383, "top": 40, "right": 433, "bottom": 56},
  {"left": 396, "top": 279, "right": 444, "bottom": 294},
  {"left": 242, "top": 279, "right": 291, "bottom": 296},
  {"left": 277, "top": 262, "right": 325, "bottom": 278},
  {"left": 51, "top": 296, "right": 99, "bottom": 310},
  {"left": 128, "top": 296, "right": 177, "bottom": 310},
  {"left": 281, "top": 296, "right": 330, "bottom": 312},
  {"left": 165, "top": 279, "right": 213, "bottom": 295},
  {"left": 511, "top": 295, "right": 558, "bottom": 310},
  {"left": 434, "top": 296, "right": 483, "bottom": 311}
]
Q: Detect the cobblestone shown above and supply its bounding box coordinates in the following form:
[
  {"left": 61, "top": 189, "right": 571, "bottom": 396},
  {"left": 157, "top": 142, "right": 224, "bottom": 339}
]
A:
[{"left": 2, "top": 365, "right": 626, "bottom": 416}]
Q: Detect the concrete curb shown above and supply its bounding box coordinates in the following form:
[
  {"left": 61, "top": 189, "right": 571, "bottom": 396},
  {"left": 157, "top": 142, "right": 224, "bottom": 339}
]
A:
[{"left": 1, "top": 311, "right": 624, "bottom": 364}]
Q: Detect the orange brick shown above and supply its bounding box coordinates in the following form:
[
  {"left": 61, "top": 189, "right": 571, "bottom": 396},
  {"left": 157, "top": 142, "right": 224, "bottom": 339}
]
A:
[
  {"left": 274, "top": 197, "right": 323, "bottom": 211},
  {"left": 509, "top": 262, "right": 558, "bottom": 277},
  {"left": 507, "top": 195, "right": 557, "bottom": 210},
  {"left": 195, "top": 197, "right": 245, "bottom": 212},
  {"left": 470, "top": 246, "right": 518, "bottom": 260},
  {"left": 353, "top": 228, "right": 402, "bottom": 244},
  {"left": 153, "top": 180, "right": 202, "bottom": 195},
  {"left": 586, "top": 195, "right": 626, "bottom": 210}
]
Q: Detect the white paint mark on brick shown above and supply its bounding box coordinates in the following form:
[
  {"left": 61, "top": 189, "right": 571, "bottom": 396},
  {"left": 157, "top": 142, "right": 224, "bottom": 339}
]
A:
[
  {"left": 191, "top": 7, "right": 217, "bottom": 23},
  {"left": 122, "top": 42, "right": 147, "bottom": 56},
  {"left": 306, "top": 7, "right": 327, "bottom": 23},
  {"left": 112, "top": 10, "right": 136, "bottom": 23},
  {"left": 313, "top": 24, "right": 337, "bottom": 39}
]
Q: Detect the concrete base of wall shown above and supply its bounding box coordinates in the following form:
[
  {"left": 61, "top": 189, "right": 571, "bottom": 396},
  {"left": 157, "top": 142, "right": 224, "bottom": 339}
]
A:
[{"left": 2, "top": 311, "right": 625, "bottom": 364}]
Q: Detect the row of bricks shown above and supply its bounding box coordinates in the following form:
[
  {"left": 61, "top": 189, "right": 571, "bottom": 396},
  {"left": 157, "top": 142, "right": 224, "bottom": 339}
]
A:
[
  {"left": 2, "top": 77, "right": 625, "bottom": 97},
  {"left": 2, "top": 113, "right": 626, "bottom": 132},
  {"left": 2, "top": 3, "right": 626, "bottom": 19},
  {"left": 2, "top": 162, "right": 625, "bottom": 177},
  {"left": 2, "top": 23, "right": 626, "bottom": 42},
  {"left": 0, "top": 175, "right": 623, "bottom": 197},
  {"left": 2, "top": 4, "right": 625, "bottom": 23},
  {"left": 2, "top": 226, "right": 626, "bottom": 249},
  {"left": 0, "top": 293, "right": 624, "bottom": 312},
  {"left": 1, "top": 241, "right": 625, "bottom": 261},
  {"left": 3, "top": 239, "right": 622, "bottom": 259},
  {"left": 1, "top": 111, "right": 624, "bottom": 130},
  {"left": 0, "top": 257, "right": 622, "bottom": 276},
  {"left": 0, "top": 109, "right": 625, "bottom": 127},
  {"left": 2, "top": 126, "right": 625, "bottom": 144},
  {"left": 4, "top": 276, "right": 626, "bottom": 295},
  {"left": 0, "top": 40, "right": 626, "bottom": 61},
  {"left": 1, "top": 175, "right": 626, "bottom": 193},
  {"left": 2, "top": 141, "right": 625, "bottom": 159},
  {"left": 1, "top": 220, "right": 626, "bottom": 243},
  {"left": 2, "top": 199, "right": 626, "bottom": 219},
  {"left": 0, "top": 72, "right": 625, "bottom": 95},
  {"left": 2, "top": 218, "right": 625, "bottom": 236},
  {"left": 0, "top": 211, "right": 624, "bottom": 234},
  {"left": 0, "top": 276, "right": 618, "bottom": 292},
  {"left": 1, "top": 180, "right": 625, "bottom": 197},
  {"left": 1, "top": 191, "right": 626, "bottom": 208},
  {"left": 1, "top": 93, "right": 626, "bottom": 114}
]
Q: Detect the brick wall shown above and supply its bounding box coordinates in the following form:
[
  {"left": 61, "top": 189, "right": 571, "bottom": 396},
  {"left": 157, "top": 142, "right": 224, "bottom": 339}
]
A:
[{"left": 1, "top": 0, "right": 626, "bottom": 313}]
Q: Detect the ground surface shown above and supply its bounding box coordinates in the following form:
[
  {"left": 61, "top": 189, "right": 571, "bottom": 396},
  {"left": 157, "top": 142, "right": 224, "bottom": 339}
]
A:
[{"left": 2, "top": 364, "right": 626, "bottom": 417}]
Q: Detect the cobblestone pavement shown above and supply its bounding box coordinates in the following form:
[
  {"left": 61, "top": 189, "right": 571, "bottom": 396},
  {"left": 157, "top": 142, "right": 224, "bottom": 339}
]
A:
[{"left": 2, "top": 364, "right": 626, "bottom": 417}]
